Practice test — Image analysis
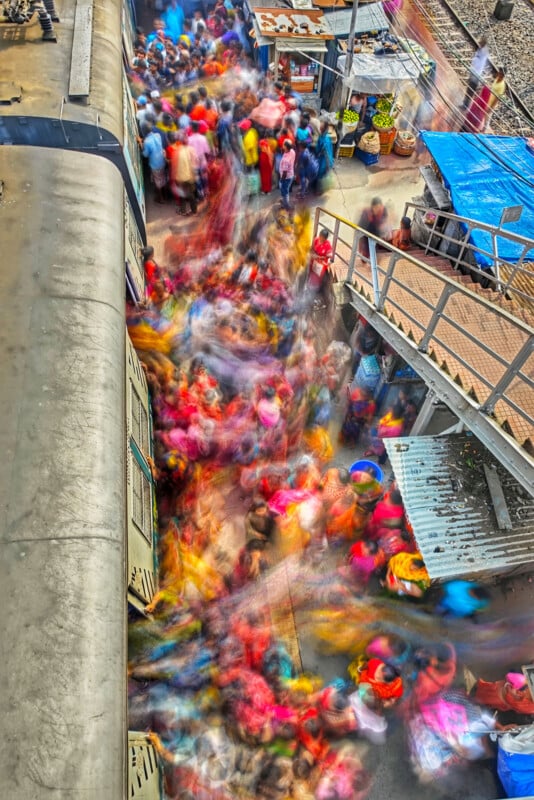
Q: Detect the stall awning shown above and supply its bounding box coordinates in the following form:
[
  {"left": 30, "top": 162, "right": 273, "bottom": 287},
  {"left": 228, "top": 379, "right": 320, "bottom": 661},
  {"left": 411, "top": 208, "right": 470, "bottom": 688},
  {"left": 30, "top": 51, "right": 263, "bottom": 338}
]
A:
[
  {"left": 337, "top": 50, "right": 422, "bottom": 93},
  {"left": 252, "top": 18, "right": 329, "bottom": 51},
  {"left": 275, "top": 38, "right": 328, "bottom": 52},
  {"left": 420, "top": 132, "right": 534, "bottom": 265},
  {"left": 384, "top": 433, "right": 534, "bottom": 582},
  {"left": 324, "top": 3, "right": 389, "bottom": 36}
]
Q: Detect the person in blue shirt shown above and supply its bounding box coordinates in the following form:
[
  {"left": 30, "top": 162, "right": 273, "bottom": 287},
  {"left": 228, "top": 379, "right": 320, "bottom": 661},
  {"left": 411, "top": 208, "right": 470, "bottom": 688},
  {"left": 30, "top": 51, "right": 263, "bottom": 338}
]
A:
[
  {"left": 435, "top": 580, "right": 491, "bottom": 619},
  {"left": 163, "top": 0, "right": 185, "bottom": 44},
  {"left": 142, "top": 124, "right": 168, "bottom": 203}
]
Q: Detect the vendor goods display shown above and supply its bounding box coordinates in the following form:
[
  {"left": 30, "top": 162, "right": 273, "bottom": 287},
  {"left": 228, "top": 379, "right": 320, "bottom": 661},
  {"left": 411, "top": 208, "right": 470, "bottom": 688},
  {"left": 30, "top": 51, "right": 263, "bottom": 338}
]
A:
[
  {"left": 376, "top": 97, "right": 393, "bottom": 113},
  {"left": 379, "top": 128, "right": 397, "bottom": 155},
  {"left": 337, "top": 108, "right": 360, "bottom": 125},
  {"left": 339, "top": 143, "right": 356, "bottom": 158},
  {"left": 355, "top": 148, "right": 380, "bottom": 166},
  {"left": 394, "top": 130, "right": 416, "bottom": 156},
  {"left": 372, "top": 113, "right": 395, "bottom": 133},
  {"left": 359, "top": 130, "right": 380, "bottom": 155}
]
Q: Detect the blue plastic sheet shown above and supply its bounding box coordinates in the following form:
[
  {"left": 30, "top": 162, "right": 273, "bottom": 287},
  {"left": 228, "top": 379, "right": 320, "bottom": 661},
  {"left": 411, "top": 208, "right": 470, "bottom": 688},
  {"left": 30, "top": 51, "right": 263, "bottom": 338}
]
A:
[
  {"left": 498, "top": 742, "right": 534, "bottom": 798},
  {"left": 420, "top": 132, "right": 534, "bottom": 267}
]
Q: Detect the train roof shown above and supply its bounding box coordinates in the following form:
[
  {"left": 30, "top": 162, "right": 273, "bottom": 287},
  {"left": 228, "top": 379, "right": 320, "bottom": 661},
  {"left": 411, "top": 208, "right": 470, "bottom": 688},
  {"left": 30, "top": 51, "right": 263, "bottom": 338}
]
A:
[
  {"left": 0, "top": 146, "right": 127, "bottom": 798},
  {"left": 0, "top": 0, "right": 124, "bottom": 141}
]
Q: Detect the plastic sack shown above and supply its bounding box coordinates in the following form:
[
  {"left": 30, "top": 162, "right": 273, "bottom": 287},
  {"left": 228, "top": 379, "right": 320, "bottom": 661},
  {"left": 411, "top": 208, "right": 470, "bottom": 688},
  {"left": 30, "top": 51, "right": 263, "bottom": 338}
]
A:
[
  {"left": 359, "top": 131, "right": 380, "bottom": 155},
  {"left": 498, "top": 726, "right": 534, "bottom": 798}
]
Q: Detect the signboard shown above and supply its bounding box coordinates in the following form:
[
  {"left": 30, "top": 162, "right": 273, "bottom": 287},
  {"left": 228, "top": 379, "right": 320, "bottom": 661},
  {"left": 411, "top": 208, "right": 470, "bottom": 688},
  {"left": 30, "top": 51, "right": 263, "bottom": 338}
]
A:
[
  {"left": 499, "top": 205, "right": 523, "bottom": 226},
  {"left": 252, "top": 8, "right": 334, "bottom": 38}
]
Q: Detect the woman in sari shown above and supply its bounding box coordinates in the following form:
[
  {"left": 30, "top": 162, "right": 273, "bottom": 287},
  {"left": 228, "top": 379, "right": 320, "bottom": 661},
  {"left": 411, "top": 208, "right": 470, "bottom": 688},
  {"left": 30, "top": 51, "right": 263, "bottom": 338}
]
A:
[
  {"left": 366, "top": 400, "right": 405, "bottom": 464},
  {"left": 315, "top": 122, "right": 334, "bottom": 193},
  {"left": 258, "top": 138, "right": 274, "bottom": 194},
  {"left": 384, "top": 551, "right": 431, "bottom": 599}
]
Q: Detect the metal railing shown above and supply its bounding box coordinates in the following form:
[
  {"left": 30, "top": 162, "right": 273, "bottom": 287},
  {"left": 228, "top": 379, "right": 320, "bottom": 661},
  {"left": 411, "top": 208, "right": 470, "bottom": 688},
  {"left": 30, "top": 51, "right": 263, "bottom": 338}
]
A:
[
  {"left": 403, "top": 201, "right": 534, "bottom": 310},
  {"left": 313, "top": 206, "right": 534, "bottom": 494}
]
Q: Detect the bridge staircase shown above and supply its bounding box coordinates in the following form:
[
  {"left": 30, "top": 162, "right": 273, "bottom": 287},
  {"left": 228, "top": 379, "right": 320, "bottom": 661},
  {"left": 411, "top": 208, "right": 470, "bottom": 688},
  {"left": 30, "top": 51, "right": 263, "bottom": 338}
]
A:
[{"left": 314, "top": 206, "right": 534, "bottom": 497}]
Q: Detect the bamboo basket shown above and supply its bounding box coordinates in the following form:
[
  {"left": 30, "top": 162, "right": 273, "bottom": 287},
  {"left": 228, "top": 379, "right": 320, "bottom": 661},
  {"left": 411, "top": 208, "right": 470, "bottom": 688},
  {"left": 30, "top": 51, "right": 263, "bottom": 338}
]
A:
[{"left": 394, "top": 130, "right": 416, "bottom": 156}]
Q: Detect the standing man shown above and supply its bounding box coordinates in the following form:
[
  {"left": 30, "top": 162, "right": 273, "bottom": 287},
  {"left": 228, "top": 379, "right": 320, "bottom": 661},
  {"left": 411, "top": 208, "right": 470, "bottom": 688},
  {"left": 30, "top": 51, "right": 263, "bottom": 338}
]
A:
[
  {"left": 461, "top": 37, "right": 489, "bottom": 111},
  {"left": 279, "top": 139, "right": 295, "bottom": 211},
  {"left": 357, "top": 197, "right": 391, "bottom": 258},
  {"left": 141, "top": 123, "right": 167, "bottom": 204},
  {"left": 162, "top": 0, "right": 184, "bottom": 44},
  {"left": 169, "top": 132, "right": 199, "bottom": 216}
]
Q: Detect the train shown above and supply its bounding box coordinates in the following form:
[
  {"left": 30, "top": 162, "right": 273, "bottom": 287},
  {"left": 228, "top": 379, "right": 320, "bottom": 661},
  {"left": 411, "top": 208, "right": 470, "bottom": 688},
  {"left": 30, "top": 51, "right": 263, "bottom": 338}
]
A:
[{"left": 0, "top": 1, "right": 162, "bottom": 798}]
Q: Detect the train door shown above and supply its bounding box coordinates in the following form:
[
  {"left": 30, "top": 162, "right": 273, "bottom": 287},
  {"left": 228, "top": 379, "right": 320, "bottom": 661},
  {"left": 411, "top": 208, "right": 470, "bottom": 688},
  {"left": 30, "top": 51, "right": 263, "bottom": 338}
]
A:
[
  {"left": 128, "top": 732, "right": 161, "bottom": 799},
  {"left": 125, "top": 190, "right": 145, "bottom": 303},
  {"left": 126, "top": 335, "right": 157, "bottom": 613}
]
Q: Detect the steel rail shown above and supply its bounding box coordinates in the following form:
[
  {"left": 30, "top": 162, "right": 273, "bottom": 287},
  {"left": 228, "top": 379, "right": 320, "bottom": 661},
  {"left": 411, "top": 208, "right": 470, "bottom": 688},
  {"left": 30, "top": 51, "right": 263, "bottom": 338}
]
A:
[{"left": 410, "top": 0, "right": 534, "bottom": 129}]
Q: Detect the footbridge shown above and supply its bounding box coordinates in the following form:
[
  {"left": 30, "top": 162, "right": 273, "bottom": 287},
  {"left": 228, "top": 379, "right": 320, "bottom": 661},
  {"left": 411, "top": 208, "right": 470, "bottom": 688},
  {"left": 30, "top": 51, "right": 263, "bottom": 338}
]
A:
[{"left": 313, "top": 207, "right": 534, "bottom": 498}]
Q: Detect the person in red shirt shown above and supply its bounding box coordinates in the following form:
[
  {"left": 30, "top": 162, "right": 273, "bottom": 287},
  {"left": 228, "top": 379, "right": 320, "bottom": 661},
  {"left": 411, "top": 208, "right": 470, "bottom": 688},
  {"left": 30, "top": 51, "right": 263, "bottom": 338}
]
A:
[{"left": 307, "top": 228, "right": 333, "bottom": 292}]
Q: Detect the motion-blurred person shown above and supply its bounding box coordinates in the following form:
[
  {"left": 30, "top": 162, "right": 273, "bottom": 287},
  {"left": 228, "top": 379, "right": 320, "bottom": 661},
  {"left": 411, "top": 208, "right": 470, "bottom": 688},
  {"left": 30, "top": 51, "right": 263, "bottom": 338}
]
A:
[
  {"left": 473, "top": 670, "right": 534, "bottom": 715},
  {"left": 484, "top": 68, "right": 506, "bottom": 132},
  {"left": 383, "top": 552, "right": 431, "bottom": 599},
  {"left": 461, "top": 36, "right": 489, "bottom": 111},
  {"left": 357, "top": 197, "right": 392, "bottom": 259},
  {"left": 279, "top": 140, "right": 296, "bottom": 211},
  {"left": 435, "top": 580, "right": 491, "bottom": 619}
]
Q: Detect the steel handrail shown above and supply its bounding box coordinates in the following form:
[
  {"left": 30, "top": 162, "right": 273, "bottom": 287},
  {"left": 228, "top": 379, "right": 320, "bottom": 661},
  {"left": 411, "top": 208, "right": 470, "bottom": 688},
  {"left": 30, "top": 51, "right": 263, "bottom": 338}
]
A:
[
  {"left": 315, "top": 207, "right": 534, "bottom": 333},
  {"left": 404, "top": 201, "right": 534, "bottom": 250},
  {"left": 403, "top": 201, "right": 534, "bottom": 305},
  {"left": 313, "top": 206, "right": 534, "bottom": 455}
]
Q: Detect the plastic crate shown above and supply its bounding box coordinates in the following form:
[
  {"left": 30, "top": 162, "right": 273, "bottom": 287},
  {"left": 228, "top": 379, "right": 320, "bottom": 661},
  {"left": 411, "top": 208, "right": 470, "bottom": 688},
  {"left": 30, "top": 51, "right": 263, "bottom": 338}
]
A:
[
  {"left": 378, "top": 128, "right": 396, "bottom": 145},
  {"left": 339, "top": 143, "right": 355, "bottom": 158},
  {"left": 355, "top": 355, "right": 381, "bottom": 392},
  {"left": 354, "top": 148, "right": 379, "bottom": 165}
]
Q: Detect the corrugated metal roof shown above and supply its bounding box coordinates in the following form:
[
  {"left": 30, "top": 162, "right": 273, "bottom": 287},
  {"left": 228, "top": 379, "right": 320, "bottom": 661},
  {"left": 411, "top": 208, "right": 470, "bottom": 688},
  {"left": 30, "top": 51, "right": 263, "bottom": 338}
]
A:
[
  {"left": 324, "top": 3, "right": 389, "bottom": 36},
  {"left": 384, "top": 433, "right": 534, "bottom": 582}
]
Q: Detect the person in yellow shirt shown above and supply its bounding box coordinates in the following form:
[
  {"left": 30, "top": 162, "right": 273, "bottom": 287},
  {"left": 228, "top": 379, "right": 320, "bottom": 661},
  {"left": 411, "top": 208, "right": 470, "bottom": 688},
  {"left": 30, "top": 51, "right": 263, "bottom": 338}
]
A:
[
  {"left": 238, "top": 118, "right": 259, "bottom": 169},
  {"left": 485, "top": 68, "right": 506, "bottom": 132}
]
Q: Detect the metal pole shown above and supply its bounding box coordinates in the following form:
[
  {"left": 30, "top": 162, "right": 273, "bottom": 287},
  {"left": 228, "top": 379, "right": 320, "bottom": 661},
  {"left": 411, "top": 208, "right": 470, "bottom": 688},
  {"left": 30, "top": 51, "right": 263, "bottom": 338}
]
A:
[
  {"left": 336, "top": 0, "right": 359, "bottom": 156},
  {"left": 369, "top": 239, "right": 380, "bottom": 306},
  {"left": 345, "top": 0, "right": 360, "bottom": 90}
]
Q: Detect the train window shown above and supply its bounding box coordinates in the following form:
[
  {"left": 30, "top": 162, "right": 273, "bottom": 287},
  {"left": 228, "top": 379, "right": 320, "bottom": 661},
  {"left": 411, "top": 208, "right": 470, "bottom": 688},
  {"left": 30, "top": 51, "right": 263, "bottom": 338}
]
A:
[
  {"left": 122, "top": 71, "right": 145, "bottom": 216},
  {"left": 130, "top": 383, "right": 149, "bottom": 454},
  {"left": 124, "top": 191, "right": 145, "bottom": 302},
  {"left": 130, "top": 454, "right": 152, "bottom": 544}
]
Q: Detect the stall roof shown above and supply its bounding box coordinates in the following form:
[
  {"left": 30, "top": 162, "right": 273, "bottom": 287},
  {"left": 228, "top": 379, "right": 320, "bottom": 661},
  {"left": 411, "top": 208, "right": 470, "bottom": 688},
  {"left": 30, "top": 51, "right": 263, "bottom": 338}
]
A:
[
  {"left": 252, "top": 7, "right": 334, "bottom": 38},
  {"left": 384, "top": 433, "right": 534, "bottom": 582},
  {"left": 421, "top": 132, "right": 534, "bottom": 264},
  {"left": 324, "top": 3, "right": 389, "bottom": 36},
  {"left": 337, "top": 50, "right": 422, "bottom": 93}
]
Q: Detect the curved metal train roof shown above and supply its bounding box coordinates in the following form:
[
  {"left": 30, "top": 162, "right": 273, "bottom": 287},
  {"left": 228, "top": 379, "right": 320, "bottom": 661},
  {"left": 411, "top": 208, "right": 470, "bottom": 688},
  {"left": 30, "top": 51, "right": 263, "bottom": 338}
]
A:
[
  {"left": 0, "top": 145, "right": 126, "bottom": 799},
  {"left": 0, "top": 0, "right": 124, "bottom": 141}
]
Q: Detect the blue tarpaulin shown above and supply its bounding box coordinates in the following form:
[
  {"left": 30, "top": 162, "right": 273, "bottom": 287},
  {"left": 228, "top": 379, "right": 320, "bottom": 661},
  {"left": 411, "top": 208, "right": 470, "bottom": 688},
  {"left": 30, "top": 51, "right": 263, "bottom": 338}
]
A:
[{"left": 420, "top": 132, "right": 534, "bottom": 267}]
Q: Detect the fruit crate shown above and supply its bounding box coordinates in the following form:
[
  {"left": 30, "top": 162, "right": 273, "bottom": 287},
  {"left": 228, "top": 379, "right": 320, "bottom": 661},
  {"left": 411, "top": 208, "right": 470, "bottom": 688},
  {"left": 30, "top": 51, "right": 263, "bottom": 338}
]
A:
[
  {"left": 339, "top": 143, "right": 355, "bottom": 158},
  {"left": 379, "top": 127, "right": 396, "bottom": 155},
  {"left": 354, "top": 148, "right": 379, "bottom": 166}
]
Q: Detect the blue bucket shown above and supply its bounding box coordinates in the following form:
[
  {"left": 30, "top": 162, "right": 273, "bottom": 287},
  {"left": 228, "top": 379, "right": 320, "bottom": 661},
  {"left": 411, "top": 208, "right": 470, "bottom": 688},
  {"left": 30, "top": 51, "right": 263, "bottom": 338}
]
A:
[{"left": 349, "top": 459, "right": 383, "bottom": 484}]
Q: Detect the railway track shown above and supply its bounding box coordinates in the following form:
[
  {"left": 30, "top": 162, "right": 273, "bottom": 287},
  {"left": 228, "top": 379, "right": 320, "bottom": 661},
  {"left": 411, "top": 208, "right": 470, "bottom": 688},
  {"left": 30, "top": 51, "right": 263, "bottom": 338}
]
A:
[{"left": 409, "top": 0, "right": 534, "bottom": 136}]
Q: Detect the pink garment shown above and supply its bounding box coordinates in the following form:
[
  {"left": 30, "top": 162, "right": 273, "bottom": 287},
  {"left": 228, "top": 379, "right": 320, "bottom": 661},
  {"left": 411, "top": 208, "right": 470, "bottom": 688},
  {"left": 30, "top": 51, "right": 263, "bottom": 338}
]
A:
[
  {"left": 279, "top": 148, "right": 296, "bottom": 179},
  {"left": 268, "top": 489, "right": 313, "bottom": 516},
  {"left": 464, "top": 85, "right": 491, "bottom": 133},
  {"left": 188, "top": 132, "right": 211, "bottom": 170}
]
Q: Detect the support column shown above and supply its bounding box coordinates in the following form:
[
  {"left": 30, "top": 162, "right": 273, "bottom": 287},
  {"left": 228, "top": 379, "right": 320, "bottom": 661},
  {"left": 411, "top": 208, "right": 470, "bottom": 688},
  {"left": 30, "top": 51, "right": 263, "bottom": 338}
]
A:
[{"left": 410, "top": 389, "right": 437, "bottom": 436}]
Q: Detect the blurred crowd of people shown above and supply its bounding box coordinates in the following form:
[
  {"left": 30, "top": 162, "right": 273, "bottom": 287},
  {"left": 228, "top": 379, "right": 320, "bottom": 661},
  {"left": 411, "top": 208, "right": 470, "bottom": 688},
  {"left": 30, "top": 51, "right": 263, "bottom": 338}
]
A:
[
  {"left": 126, "top": 15, "right": 530, "bottom": 797},
  {"left": 129, "top": 7, "right": 334, "bottom": 215}
]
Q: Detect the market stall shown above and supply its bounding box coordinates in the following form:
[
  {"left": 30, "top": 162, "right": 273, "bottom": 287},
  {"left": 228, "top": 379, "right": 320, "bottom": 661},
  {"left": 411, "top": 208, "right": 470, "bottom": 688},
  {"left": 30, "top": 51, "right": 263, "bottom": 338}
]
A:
[
  {"left": 419, "top": 132, "right": 534, "bottom": 267},
  {"left": 251, "top": 7, "right": 334, "bottom": 108}
]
